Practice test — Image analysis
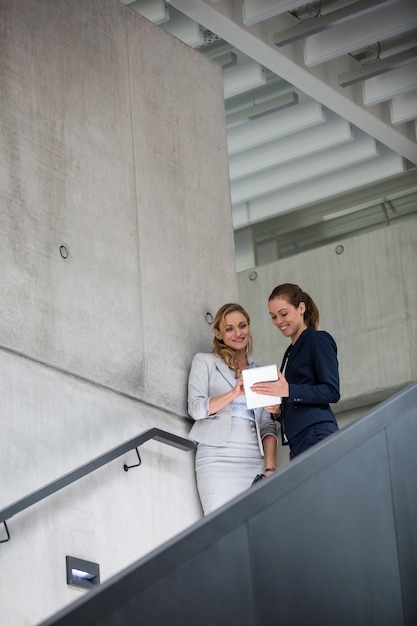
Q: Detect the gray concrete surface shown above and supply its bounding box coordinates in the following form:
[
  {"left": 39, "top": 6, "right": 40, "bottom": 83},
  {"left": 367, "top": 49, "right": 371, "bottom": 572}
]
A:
[
  {"left": 0, "top": 0, "right": 235, "bottom": 408},
  {"left": 237, "top": 217, "right": 417, "bottom": 408},
  {"left": 0, "top": 0, "right": 236, "bottom": 623}
]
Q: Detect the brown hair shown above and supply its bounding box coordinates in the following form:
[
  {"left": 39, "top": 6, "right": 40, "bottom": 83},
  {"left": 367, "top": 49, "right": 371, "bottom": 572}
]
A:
[
  {"left": 268, "top": 283, "right": 320, "bottom": 329},
  {"left": 212, "top": 303, "right": 253, "bottom": 377}
]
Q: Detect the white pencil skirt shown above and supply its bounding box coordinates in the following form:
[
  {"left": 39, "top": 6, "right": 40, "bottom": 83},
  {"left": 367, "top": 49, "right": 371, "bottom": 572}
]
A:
[{"left": 195, "top": 417, "right": 265, "bottom": 515}]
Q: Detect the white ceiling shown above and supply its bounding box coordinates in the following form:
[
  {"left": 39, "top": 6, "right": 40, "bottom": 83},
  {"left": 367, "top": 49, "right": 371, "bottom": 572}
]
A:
[{"left": 123, "top": 0, "right": 417, "bottom": 269}]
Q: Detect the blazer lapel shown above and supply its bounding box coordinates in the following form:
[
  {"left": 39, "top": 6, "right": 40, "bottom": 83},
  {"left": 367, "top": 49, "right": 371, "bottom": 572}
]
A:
[
  {"left": 287, "top": 326, "right": 313, "bottom": 366},
  {"left": 213, "top": 354, "right": 236, "bottom": 388}
]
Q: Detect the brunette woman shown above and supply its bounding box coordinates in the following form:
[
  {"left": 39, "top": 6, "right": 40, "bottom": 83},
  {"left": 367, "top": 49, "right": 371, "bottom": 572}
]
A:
[{"left": 251, "top": 284, "right": 339, "bottom": 459}]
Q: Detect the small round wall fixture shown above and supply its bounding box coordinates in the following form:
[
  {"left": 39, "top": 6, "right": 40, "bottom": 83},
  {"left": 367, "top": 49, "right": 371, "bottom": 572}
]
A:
[
  {"left": 205, "top": 312, "right": 213, "bottom": 325},
  {"left": 59, "top": 244, "right": 70, "bottom": 260},
  {"left": 335, "top": 244, "right": 344, "bottom": 255},
  {"left": 249, "top": 271, "right": 258, "bottom": 281}
]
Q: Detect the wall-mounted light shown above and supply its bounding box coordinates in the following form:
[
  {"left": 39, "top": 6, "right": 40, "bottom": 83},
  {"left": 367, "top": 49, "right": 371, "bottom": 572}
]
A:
[
  {"left": 66, "top": 556, "right": 100, "bottom": 590},
  {"left": 205, "top": 312, "right": 213, "bottom": 325}
]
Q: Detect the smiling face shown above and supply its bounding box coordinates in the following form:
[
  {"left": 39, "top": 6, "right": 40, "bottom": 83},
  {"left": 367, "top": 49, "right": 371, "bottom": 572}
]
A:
[
  {"left": 268, "top": 296, "right": 307, "bottom": 344},
  {"left": 214, "top": 311, "right": 251, "bottom": 353}
]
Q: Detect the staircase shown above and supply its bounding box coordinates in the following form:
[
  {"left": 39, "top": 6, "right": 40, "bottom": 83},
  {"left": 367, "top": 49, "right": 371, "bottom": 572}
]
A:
[{"left": 37, "top": 383, "right": 417, "bottom": 626}]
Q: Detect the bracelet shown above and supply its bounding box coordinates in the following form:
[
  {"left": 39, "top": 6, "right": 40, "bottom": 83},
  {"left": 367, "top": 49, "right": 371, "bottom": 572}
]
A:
[{"left": 264, "top": 467, "right": 276, "bottom": 472}]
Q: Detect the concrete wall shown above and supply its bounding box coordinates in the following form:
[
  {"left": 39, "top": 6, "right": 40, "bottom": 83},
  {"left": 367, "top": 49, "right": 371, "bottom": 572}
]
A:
[
  {"left": 237, "top": 217, "right": 417, "bottom": 466},
  {"left": 0, "top": 1, "right": 236, "bottom": 624}
]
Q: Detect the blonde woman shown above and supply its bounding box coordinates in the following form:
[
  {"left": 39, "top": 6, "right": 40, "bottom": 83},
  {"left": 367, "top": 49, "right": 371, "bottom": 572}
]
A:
[{"left": 188, "top": 303, "right": 278, "bottom": 515}]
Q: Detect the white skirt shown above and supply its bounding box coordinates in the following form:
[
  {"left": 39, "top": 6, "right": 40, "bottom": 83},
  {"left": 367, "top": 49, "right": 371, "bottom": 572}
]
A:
[{"left": 195, "top": 416, "right": 265, "bottom": 515}]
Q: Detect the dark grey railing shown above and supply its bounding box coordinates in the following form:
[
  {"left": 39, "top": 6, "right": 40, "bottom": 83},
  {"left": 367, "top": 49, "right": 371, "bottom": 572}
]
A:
[{"left": 0, "top": 427, "right": 195, "bottom": 543}]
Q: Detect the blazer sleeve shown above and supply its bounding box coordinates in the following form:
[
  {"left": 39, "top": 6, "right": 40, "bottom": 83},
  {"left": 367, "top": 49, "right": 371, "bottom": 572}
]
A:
[
  {"left": 288, "top": 331, "right": 340, "bottom": 405},
  {"left": 258, "top": 408, "right": 278, "bottom": 440},
  {"left": 187, "top": 353, "right": 211, "bottom": 421}
]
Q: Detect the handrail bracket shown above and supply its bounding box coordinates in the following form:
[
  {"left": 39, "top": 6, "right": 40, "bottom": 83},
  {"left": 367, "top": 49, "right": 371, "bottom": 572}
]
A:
[
  {"left": 123, "top": 448, "right": 141, "bottom": 472},
  {"left": 0, "top": 521, "right": 10, "bottom": 543},
  {"left": 0, "top": 427, "right": 195, "bottom": 542}
]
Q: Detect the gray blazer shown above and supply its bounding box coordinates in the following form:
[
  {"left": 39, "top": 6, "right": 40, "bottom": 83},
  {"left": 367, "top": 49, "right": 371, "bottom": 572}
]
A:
[{"left": 187, "top": 352, "right": 278, "bottom": 449}]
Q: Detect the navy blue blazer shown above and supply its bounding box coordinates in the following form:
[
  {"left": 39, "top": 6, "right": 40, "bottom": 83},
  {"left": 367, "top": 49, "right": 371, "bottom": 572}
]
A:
[{"left": 279, "top": 326, "right": 340, "bottom": 445}]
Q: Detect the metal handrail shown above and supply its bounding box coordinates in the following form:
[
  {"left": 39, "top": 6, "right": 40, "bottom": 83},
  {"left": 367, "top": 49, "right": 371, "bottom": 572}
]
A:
[{"left": 0, "top": 427, "right": 195, "bottom": 542}]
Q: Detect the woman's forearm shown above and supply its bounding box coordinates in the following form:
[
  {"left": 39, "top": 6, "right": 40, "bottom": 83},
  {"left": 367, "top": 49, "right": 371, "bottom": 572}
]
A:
[
  {"left": 262, "top": 434, "right": 277, "bottom": 469},
  {"left": 208, "top": 389, "right": 238, "bottom": 415}
]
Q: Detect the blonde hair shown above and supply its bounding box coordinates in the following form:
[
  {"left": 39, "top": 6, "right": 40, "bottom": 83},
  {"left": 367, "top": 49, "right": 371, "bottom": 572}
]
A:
[{"left": 212, "top": 303, "right": 252, "bottom": 377}]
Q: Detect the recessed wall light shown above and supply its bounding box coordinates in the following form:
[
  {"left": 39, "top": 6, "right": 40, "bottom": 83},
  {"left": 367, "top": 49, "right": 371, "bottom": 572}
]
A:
[{"left": 66, "top": 556, "right": 100, "bottom": 590}]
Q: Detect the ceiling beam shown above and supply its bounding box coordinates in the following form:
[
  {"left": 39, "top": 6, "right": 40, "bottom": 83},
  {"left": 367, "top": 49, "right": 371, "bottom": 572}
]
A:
[
  {"left": 229, "top": 112, "right": 353, "bottom": 179},
  {"left": 230, "top": 134, "right": 379, "bottom": 205},
  {"left": 125, "top": 0, "right": 170, "bottom": 24},
  {"left": 251, "top": 169, "right": 417, "bottom": 236},
  {"left": 339, "top": 46, "right": 417, "bottom": 87},
  {"left": 304, "top": 1, "right": 417, "bottom": 66},
  {"left": 274, "top": 0, "right": 396, "bottom": 47},
  {"left": 232, "top": 149, "right": 404, "bottom": 227},
  {"left": 390, "top": 91, "right": 417, "bottom": 124},
  {"left": 227, "top": 100, "right": 325, "bottom": 155},
  {"left": 168, "top": 0, "right": 417, "bottom": 164},
  {"left": 242, "top": 0, "right": 306, "bottom": 26},
  {"left": 363, "top": 61, "right": 417, "bottom": 105},
  {"left": 223, "top": 60, "right": 266, "bottom": 98},
  {"left": 225, "top": 91, "right": 298, "bottom": 125}
]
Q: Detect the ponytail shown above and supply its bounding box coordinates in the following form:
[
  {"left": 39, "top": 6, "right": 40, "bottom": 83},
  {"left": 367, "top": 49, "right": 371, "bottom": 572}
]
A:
[{"left": 268, "top": 283, "right": 319, "bottom": 329}]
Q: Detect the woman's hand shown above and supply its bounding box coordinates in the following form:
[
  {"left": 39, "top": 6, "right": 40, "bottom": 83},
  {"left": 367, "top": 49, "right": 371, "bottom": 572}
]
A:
[
  {"left": 264, "top": 404, "right": 281, "bottom": 416},
  {"left": 233, "top": 378, "right": 245, "bottom": 398},
  {"left": 251, "top": 371, "right": 289, "bottom": 399},
  {"left": 208, "top": 378, "right": 244, "bottom": 415}
]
